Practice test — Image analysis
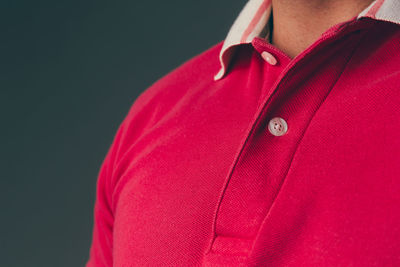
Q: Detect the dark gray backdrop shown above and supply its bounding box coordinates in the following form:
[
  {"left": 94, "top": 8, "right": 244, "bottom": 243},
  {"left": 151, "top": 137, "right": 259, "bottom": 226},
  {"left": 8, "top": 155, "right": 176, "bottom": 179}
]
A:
[{"left": 0, "top": 0, "right": 246, "bottom": 266}]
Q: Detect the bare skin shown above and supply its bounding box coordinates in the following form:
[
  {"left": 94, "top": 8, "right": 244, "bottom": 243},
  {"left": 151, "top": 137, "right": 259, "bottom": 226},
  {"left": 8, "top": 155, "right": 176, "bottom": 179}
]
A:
[{"left": 269, "top": 0, "right": 376, "bottom": 59}]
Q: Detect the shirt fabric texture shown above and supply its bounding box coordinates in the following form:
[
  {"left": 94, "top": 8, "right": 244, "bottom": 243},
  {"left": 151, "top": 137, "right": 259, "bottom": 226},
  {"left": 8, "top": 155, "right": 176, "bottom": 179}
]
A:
[{"left": 86, "top": 0, "right": 400, "bottom": 266}]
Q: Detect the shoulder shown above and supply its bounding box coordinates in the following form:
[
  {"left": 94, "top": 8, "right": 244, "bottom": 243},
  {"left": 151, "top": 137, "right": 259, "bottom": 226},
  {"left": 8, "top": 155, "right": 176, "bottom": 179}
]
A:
[
  {"left": 111, "top": 41, "right": 224, "bottom": 159},
  {"left": 125, "top": 41, "right": 223, "bottom": 123}
]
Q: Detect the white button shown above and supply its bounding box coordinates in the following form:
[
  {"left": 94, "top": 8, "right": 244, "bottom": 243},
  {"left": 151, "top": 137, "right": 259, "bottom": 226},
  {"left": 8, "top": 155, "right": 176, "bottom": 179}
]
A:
[
  {"left": 268, "top": 117, "right": 288, "bottom": 136},
  {"left": 261, "top": 51, "right": 277, "bottom": 65}
]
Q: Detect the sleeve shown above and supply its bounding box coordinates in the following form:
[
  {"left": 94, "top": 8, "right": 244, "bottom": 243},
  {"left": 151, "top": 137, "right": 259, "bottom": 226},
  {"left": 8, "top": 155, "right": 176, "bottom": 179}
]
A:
[
  {"left": 84, "top": 84, "right": 159, "bottom": 266},
  {"left": 84, "top": 60, "right": 175, "bottom": 266},
  {"left": 85, "top": 121, "right": 126, "bottom": 267}
]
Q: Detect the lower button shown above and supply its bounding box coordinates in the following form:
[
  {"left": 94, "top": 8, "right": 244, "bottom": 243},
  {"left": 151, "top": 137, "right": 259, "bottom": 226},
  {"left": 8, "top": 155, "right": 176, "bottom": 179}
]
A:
[{"left": 268, "top": 117, "right": 288, "bottom": 136}]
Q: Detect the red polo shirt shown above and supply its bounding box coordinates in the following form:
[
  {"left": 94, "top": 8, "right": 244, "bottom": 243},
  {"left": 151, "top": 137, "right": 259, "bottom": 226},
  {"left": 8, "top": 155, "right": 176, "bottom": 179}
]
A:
[{"left": 86, "top": 0, "right": 400, "bottom": 266}]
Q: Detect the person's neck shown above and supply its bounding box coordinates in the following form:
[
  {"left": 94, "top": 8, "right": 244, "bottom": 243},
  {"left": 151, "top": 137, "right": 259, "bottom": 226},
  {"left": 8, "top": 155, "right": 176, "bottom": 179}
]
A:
[{"left": 269, "top": 0, "right": 375, "bottom": 59}]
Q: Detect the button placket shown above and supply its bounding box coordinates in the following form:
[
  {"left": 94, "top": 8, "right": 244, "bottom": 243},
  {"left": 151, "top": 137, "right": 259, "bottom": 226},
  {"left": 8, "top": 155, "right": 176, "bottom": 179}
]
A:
[{"left": 204, "top": 23, "right": 369, "bottom": 266}]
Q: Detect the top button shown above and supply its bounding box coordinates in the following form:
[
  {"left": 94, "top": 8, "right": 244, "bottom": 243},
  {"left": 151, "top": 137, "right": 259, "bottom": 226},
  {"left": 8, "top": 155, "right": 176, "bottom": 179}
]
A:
[
  {"left": 268, "top": 117, "right": 288, "bottom": 136},
  {"left": 261, "top": 51, "right": 277, "bottom": 65}
]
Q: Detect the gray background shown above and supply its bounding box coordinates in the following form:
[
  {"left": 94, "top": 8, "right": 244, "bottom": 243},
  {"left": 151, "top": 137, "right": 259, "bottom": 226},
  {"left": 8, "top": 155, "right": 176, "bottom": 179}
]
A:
[{"left": 0, "top": 0, "right": 246, "bottom": 266}]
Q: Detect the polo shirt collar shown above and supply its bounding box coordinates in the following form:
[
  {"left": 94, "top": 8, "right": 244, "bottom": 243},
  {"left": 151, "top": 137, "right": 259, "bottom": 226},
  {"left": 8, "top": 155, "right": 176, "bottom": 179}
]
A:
[{"left": 214, "top": 0, "right": 400, "bottom": 81}]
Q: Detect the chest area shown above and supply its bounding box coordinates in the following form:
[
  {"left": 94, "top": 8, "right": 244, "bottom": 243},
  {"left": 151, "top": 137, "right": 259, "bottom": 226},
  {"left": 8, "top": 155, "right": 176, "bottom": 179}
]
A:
[{"left": 112, "top": 44, "right": 400, "bottom": 265}]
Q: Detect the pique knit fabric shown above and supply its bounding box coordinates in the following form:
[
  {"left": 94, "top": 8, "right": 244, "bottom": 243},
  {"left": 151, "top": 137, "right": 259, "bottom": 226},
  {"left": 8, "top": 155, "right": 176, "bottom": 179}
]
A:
[{"left": 86, "top": 0, "right": 400, "bottom": 266}]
